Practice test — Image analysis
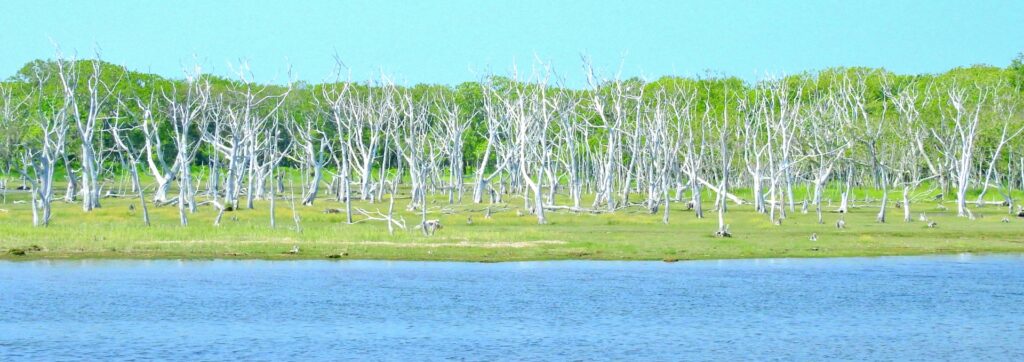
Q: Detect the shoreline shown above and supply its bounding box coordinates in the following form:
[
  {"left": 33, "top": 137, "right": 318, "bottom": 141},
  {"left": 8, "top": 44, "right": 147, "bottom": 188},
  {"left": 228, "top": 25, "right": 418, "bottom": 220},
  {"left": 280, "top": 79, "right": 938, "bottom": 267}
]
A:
[{"left": 4, "top": 249, "right": 1022, "bottom": 263}]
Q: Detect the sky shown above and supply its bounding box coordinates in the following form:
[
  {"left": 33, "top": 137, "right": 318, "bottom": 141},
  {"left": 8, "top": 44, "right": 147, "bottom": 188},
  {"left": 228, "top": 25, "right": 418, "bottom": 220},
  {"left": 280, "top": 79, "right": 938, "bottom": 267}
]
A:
[{"left": 2, "top": 0, "right": 1023, "bottom": 87}]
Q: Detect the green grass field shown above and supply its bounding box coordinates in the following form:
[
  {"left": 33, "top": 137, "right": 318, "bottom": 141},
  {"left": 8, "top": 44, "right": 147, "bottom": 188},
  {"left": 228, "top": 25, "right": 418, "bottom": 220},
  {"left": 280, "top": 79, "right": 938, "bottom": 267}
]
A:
[{"left": 2, "top": 180, "right": 1024, "bottom": 262}]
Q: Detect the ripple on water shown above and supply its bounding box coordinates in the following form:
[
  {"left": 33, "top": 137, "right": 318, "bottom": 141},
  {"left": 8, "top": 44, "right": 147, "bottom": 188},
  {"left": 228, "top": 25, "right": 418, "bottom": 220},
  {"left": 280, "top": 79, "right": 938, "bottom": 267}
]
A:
[{"left": 1, "top": 255, "right": 1024, "bottom": 360}]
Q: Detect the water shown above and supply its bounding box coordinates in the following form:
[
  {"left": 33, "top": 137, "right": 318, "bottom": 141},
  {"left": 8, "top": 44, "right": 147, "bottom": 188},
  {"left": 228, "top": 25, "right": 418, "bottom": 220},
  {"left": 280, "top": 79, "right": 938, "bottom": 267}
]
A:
[{"left": 1, "top": 255, "right": 1023, "bottom": 361}]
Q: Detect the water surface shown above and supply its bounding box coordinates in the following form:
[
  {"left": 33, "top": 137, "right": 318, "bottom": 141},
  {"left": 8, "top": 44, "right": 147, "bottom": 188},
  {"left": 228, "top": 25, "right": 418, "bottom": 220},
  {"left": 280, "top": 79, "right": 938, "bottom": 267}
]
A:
[{"left": 2, "top": 255, "right": 1023, "bottom": 360}]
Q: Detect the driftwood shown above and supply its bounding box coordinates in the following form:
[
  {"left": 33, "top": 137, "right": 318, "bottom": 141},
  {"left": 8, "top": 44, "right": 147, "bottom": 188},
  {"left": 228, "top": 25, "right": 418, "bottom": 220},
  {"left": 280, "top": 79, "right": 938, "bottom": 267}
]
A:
[
  {"left": 353, "top": 207, "right": 407, "bottom": 230},
  {"left": 543, "top": 205, "right": 622, "bottom": 214}
]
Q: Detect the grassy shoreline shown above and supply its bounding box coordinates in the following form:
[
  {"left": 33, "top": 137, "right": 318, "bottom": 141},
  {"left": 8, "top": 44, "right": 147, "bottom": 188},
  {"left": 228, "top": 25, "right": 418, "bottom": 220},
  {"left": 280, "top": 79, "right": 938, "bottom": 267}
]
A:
[
  {"left": 5, "top": 249, "right": 1024, "bottom": 263},
  {"left": 3, "top": 190, "right": 1024, "bottom": 262}
]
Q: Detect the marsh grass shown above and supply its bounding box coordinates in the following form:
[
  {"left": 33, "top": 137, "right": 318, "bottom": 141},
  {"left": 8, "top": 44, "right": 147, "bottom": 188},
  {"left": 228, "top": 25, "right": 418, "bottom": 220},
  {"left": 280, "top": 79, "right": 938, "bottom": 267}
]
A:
[{"left": 1, "top": 182, "right": 1023, "bottom": 261}]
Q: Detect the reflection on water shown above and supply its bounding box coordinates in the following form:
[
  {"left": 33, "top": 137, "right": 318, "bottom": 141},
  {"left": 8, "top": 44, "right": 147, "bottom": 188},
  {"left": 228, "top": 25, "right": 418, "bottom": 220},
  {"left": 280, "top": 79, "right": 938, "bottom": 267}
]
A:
[{"left": 2, "top": 255, "right": 1023, "bottom": 360}]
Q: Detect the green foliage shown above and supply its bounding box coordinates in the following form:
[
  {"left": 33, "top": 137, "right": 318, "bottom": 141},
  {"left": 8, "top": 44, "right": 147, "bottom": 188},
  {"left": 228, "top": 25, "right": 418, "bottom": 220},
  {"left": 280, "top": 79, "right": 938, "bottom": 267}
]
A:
[{"left": 1011, "top": 52, "right": 1024, "bottom": 90}]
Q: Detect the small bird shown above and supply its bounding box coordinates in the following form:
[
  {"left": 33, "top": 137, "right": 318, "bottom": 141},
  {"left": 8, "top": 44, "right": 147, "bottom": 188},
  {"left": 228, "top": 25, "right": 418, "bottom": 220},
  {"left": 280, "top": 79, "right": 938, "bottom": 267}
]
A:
[
  {"left": 466, "top": 216, "right": 473, "bottom": 225},
  {"left": 927, "top": 221, "right": 938, "bottom": 228},
  {"left": 836, "top": 218, "right": 846, "bottom": 230},
  {"left": 288, "top": 245, "right": 300, "bottom": 254},
  {"left": 809, "top": 233, "right": 818, "bottom": 241}
]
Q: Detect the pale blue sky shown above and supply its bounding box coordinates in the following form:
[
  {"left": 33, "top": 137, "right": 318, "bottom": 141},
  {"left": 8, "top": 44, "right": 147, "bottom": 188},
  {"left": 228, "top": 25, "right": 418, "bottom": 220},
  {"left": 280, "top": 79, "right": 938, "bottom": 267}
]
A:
[{"left": 2, "top": 1, "right": 1022, "bottom": 86}]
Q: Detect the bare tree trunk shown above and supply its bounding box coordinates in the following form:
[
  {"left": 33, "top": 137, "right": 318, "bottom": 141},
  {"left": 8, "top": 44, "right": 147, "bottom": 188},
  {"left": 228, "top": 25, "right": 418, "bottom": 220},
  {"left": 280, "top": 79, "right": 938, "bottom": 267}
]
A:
[
  {"left": 838, "top": 167, "right": 853, "bottom": 213},
  {"left": 902, "top": 186, "right": 912, "bottom": 222},
  {"left": 269, "top": 164, "right": 276, "bottom": 229},
  {"left": 876, "top": 170, "right": 888, "bottom": 223}
]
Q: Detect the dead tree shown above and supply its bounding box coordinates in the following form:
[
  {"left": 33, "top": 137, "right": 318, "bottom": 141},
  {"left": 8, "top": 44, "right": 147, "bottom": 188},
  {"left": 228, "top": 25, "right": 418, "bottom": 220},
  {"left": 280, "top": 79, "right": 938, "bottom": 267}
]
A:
[
  {"left": 267, "top": 123, "right": 288, "bottom": 228},
  {"left": 891, "top": 85, "right": 933, "bottom": 222},
  {"left": 0, "top": 83, "right": 31, "bottom": 200},
  {"left": 584, "top": 59, "right": 629, "bottom": 211},
  {"left": 944, "top": 84, "right": 986, "bottom": 218},
  {"left": 57, "top": 53, "right": 120, "bottom": 211},
  {"left": 975, "top": 89, "right": 1023, "bottom": 206},
  {"left": 164, "top": 66, "right": 210, "bottom": 225},
  {"left": 436, "top": 94, "right": 471, "bottom": 204},
  {"left": 507, "top": 66, "right": 555, "bottom": 224},
  {"left": 109, "top": 106, "right": 151, "bottom": 226},
  {"left": 712, "top": 90, "right": 735, "bottom": 236},
  {"left": 288, "top": 114, "right": 328, "bottom": 206},
  {"left": 21, "top": 67, "right": 70, "bottom": 226},
  {"left": 471, "top": 79, "right": 514, "bottom": 204}
]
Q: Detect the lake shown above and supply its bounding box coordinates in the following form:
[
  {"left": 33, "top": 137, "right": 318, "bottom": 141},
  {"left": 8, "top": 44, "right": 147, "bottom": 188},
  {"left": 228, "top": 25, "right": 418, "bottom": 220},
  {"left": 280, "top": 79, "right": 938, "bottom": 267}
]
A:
[{"left": 2, "top": 255, "right": 1023, "bottom": 361}]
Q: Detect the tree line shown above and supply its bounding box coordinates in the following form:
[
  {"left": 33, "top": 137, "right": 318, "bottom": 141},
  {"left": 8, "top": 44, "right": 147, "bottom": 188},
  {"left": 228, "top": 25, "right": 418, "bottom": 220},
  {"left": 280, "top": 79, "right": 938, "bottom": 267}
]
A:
[{"left": 2, "top": 52, "right": 1024, "bottom": 235}]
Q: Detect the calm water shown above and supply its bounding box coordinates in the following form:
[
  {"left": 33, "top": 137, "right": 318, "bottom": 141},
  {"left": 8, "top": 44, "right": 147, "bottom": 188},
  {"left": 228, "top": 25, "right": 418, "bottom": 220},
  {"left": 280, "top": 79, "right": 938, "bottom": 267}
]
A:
[{"left": 2, "top": 255, "right": 1023, "bottom": 361}]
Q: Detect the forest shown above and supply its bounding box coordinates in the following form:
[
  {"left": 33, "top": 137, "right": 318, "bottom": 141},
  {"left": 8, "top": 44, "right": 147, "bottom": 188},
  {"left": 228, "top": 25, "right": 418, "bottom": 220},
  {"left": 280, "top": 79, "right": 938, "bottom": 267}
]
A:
[{"left": 2, "top": 52, "right": 1024, "bottom": 248}]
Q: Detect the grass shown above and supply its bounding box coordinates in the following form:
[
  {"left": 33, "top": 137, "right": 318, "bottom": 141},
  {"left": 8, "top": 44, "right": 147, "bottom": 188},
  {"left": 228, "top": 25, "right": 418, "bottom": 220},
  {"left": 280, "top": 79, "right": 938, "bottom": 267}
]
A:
[{"left": 1, "top": 184, "right": 1024, "bottom": 262}]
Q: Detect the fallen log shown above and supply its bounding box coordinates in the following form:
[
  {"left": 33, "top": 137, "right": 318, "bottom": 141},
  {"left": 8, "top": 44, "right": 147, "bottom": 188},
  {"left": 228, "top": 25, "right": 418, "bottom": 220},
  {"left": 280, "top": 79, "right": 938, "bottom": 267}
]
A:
[{"left": 695, "top": 177, "right": 748, "bottom": 205}]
